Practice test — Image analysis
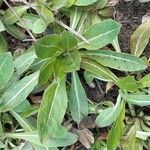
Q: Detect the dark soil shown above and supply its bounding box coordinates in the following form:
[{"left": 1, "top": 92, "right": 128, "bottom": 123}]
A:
[{"left": 114, "top": 0, "right": 150, "bottom": 54}]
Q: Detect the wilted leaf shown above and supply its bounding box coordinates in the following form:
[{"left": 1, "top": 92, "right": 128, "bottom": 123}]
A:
[
  {"left": 131, "top": 22, "right": 150, "bottom": 57},
  {"left": 0, "top": 72, "right": 39, "bottom": 112},
  {"left": 37, "top": 79, "right": 68, "bottom": 141},
  {"left": 83, "top": 50, "right": 147, "bottom": 71},
  {"left": 70, "top": 72, "right": 88, "bottom": 124}
]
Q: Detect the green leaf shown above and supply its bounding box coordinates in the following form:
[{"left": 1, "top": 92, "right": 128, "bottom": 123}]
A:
[
  {"left": 70, "top": 72, "right": 88, "bottom": 124},
  {"left": 84, "top": 71, "right": 94, "bottom": 85},
  {"left": 95, "top": 94, "right": 122, "bottom": 127},
  {"left": 74, "top": 0, "right": 97, "bottom": 6},
  {"left": 5, "top": 24, "right": 27, "bottom": 40},
  {"left": 131, "top": 22, "right": 150, "bottom": 57},
  {"left": 94, "top": 0, "right": 108, "bottom": 9},
  {"left": 0, "top": 141, "right": 5, "bottom": 149},
  {"left": 38, "top": 58, "right": 55, "bottom": 85},
  {"left": 51, "top": 0, "right": 67, "bottom": 10},
  {"left": 59, "top": 31, "right": 78, "bottom": 51},
  {"left": 59, "top": 51, "right": 81, "bottom": 73},
  {"left": 6, "top": 131, "right": 77, "bottom": 147},
  {"left": 78, "top": 19, "right": 121, "bottom": 50},
  {"left": 121, "top": 92, "right": 150, "bottom": 106},
  {"left": 14, "top": 51, "right": 37, "bottom": 75},
  {"left": 83, "top": 50, "right": 147, "bottom": 71},
  {"left": 35, "top": 35, "right": 62, "bottom": 59},
  {"left": 118, "top": 76, "right": 138, "bottom": 92},
  {"left": 107, "top": 101, "right": 125, "bottom": 150},
  {"left": 138, "top": 74, "right": 150, "bottom": 88},
  {"left": 3, "top": 5, "right": 29, "bottom": 25},
  {"left": 81, "top": 57, "right": 118, "bottom": 82},
  {"left": 32, "top": 18, "right": 47, "bottom": 34},
  {"left": 0, "top": 72, "right": 39, "bottom": 112},
  {"left": 136, "top": 131, "right": 150, "bottom": 140},
  {"left": 10, "top": 110, "right": 34, "bottom": 131},
  {"left": 0, "top": 52, "right": 14, "bottom": 89},
  {"left": 0, "top": 20, "right": 5, "bottom": 32},
  {"left": 67, "top": 0, "right": 75, "bottom": 7},
  {"left": 0, "top": 33, "right": 8, "bottom": 54},
  {"left": 36, "top": 2, "right": 54, "bottom": 24},
  {"left": 37, "top": 79, "right": 68, "bottom": 141}
]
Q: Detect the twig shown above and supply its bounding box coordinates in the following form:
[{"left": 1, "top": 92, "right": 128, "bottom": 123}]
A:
[
  {"left": 55, "top": 19, "right": 89, "bottom": 44},
  {"left": 3, "top": 0, "right": 36, "bottom": 42}
]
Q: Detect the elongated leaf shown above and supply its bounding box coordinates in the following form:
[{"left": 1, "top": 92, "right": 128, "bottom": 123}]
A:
[
  {"left": 131, "top": 22, "right": 150, "bottom": 57},
  {"left": 96, "top": 94, "right": 122, "bottom": 127},
  {"left": 121, "top": 93, "right": 150, "bottom": 106},
  {"left": 10, "top": 110, "right": 34, "bottom": 131},
  {"left": 6, "top": 131, "right": 77, "bottom": 147},
  {"left": 0, "top": 33, "right": 8, "bottom": 54},
  {"left": 0, "top": 20, "right": 5, "bottom": 32},
  {"left": 0, "top": 72, "right": 39, "bottom": 112},
  {"left": 83, "top": 50, "right": 147, "bottom": 71},
  {"left": 3, "top": 5, "right": 29, "bottom": 25},
  {"left": 5, "top": 24, "right": 27, "bottom": 40},
  {"left": 35, "top": 35, "right": 62, "bottom": 59},
  {"left": 70, "top": 72, "right": 88, "bottom": 124},
  {"left": 78, "top": 19, "right": 121, "bottom": 50},
  {"left": 0, "top": 52, "right": 14, "bottom": 89},
  {"left": 136, "top": 131, "right": 150, "bottom": 140},
  {"left": 74, "top": 0, "right": 97, "bottom": 6},
  {"left": 37, "top": 79, "right": 68, "bottom": 141},
  {"left": 107, "top": 101, "right": 125, "bottom": 150},
  {"left": 51, "top": 0, "right": 67, "bottom": 10},
  {"left": 14, "top": 51, "right": 37, "bottom": 75},
  {"left": 81, "top": 58, "right": 118, "bottom": 82}
]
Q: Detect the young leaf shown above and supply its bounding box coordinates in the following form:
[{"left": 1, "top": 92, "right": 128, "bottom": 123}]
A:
[
  {"left": 10, "top": 110, "right": 34, "bottom": 131},
  {"left": 70, "top": 72, "right": 88, "bottom": 124},
  {"left": 83, "top": 50, "right": 147, "bottom": 71},
  {"left": 138, "top": 74, "right": 150, "bottom": 88},
  {"left": 121, "top": 93, "right": 150, "bottom": 106},
  {"left": 0, "top": 33, "right": 8, "bottom": 54},
  {"left": 37, "top": 79, "right": 68, "bottom": 141},
  {"left": 81, "top": 58, "right": 118, "bottom": 82},
  {"left": 14, "top": 51, "right": 37, "bottom": 75},
  {"left": 6, "top": 131, "right": 78, "bottom": 147},
  {"left": 0, "top": 72, "right": 39, "bottom": 112},
  {"left": 0, "top": 52, "right": 14, "bottom": 89},
  {"left": 38, "top": 58, "right": 55, "bottom": 85},
  {"left": 74, "top": 0, "right": 97, "bottom": 6},
  {"left": 131, "top": 22, "right": 150, "bottom": 57},
  {"left": 35, "top": 35, "right": 62, "bottom": 59},
  {"left": 118, "top": 76, "right": 138, "bottom": 92},
  {"left": 95, "top": 94, "right": 122, "bottom": 127},
  {"left": 107, "top": 101, "right": 125, "bottom": 150},
  {"left": 78, "top": 19, "right": 121, "bottom": 50},
  {"left": 3, "top": 5, "right": 29, "bottom": 25}
]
